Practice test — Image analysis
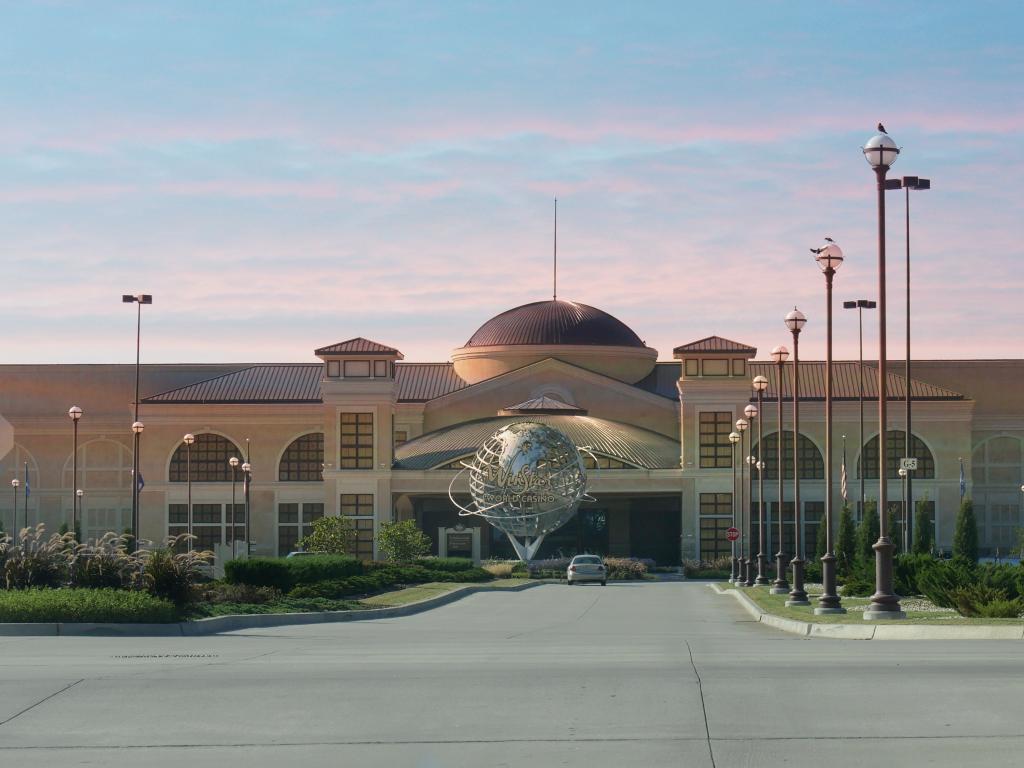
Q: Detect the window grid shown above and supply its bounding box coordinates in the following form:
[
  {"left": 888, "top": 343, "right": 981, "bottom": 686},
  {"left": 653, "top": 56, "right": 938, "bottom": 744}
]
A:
[
  {"left": 279, "top": 433, "right": 324, "bottom": 481},
  {"left": 699, "top": 412, "right": 733, "bottom": 468},
  {"left": 753, "top": 433, "right": 824, "bottom": 480},
  {"left": 277, "top": 502, "right": 324, "bottom": 554},
  {"left": 341, "top": 494, "right": 374, "bottom": 559},
  {"left": 169, "top": 434, "right": 244, "bottom": 482},
  {"left": 858, "top": 431, "right": 935, "bottom": 480},
  {"left": 168, "top": 502, "right": 244, "bottom": 550},
  {"left": 699, "top": 492, "right": 732, "bottom": 560},
  {"left": 340, "top": 413, "right": 374, "bottom": 469}
]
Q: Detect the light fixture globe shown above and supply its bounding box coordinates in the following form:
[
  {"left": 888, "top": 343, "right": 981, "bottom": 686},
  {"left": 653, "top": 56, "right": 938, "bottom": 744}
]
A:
[
  {"left": 448, "top": 421, "right": 592, "bottom": 561},
  {"left": 183, "top": 433, "right": 195, "bottom": 445},
  {"left": 785, "top": 307, "right": 807, "bottom": 333},
  {"left": 770, "top": 345, "right": 790, "bottom": 363},
  {"left": 68, "top": 406, "right": 83, "bottom": 421},
  {"left": 241, "top": 462, "right": 252, "bottom": 473},
  {"left": 815, "top": 242, "right": 844, "bottom": 272},
  {"left": 735, "top": 418, "right": 749, "bottom": 432},
  {"left": 729, "top": 431, "right": 741, "bottom": 444},
  {"left": 11, "top": 478, "right": 18, "bottom": 488},
  {"left": 744, "top": 404, "right": 758, "bottom": 419},
  {"left": 229, "top": 457, "right": 240, "bottom": 468},
  {"left": 131, "top": 421, "right": 144, "bottom": 434},
  {"left": 863, "top": 131, "right": 899, "bottom": 168},
  {"left": 752, "top": 375, "right": 769, "bottom": 392}
]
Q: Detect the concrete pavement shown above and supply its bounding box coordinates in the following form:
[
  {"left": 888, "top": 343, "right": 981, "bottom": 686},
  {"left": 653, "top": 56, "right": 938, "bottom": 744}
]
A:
[{"left": 1, "top": 581, "right": 1022, "bottom": 767}]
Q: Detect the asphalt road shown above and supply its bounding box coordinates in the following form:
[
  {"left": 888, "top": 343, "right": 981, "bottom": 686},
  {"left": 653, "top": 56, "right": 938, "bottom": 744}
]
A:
[{"left": 1, "top": 582, "right": 1023, "bottom": 767}]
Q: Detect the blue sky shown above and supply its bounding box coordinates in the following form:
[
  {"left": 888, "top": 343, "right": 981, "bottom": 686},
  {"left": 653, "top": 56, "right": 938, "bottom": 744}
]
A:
[{"left": 2, "top": 1, "right": 1022, "bottom": 364}]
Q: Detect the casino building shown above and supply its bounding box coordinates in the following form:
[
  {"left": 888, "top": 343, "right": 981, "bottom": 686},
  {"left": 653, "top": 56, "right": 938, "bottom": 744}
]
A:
[{"left": 1, "top": 298, "right": 1022, "bottom": 563}]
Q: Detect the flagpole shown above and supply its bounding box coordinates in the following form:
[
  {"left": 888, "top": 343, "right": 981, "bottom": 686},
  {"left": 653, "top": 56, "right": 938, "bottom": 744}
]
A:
[{"left": 24, "top": 462, "right": 30, "bottom": 528}]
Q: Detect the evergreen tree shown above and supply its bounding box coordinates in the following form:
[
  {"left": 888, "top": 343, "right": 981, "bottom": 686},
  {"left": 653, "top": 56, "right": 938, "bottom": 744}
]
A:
[
  {"left": 836, "top": 503, "right": 857, "bottom": 576},
  {"left": 912, "top": 496, "right": 933, "bottom": 555},
  {"left": 887, "top": 506, "right": 901, "bottom": 556},
  {"left": 856, "top": 500, "right": 879, "bottom": 565},
  {"left": 953, "top": 498, "right": 979, "bottom": 562},
  {"left": 813, "top": 513, "right": 828, "bottom": 560}
]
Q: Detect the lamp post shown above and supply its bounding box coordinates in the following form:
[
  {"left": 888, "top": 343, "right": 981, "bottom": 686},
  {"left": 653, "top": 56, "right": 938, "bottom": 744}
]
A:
[
  {"left": 752, "top": 375, "right": 769, "bottom": 585},
  {"left": 842, "top": 299, "right": 877, "bottom": 519},
  {"left": 784, "top": 307, "right": 810, "bottom": 607},
  {"left": 770, "top": 345, "right": 790, "bottom": 594},
  {"left": 131, "top": 420, "right": 144, "bottom": 544},
  {"left": 743, "top": 404, "right": 758, "bottom": 586},
  {"left": 229, "top": 456, "right": 240, "bottom": 558},
  {"left": 68, "top": 406, "right": 82, "bottom": 539},
  {"left": 729, "top": 430, "right": 741, "bottom": 582},
  {"left": 183, "top": 434, "right": 195, "bottom": 551},
  {"left": 10, "top": 478, "right": 19, "bottom": 533},
  {"left": 863, "top": 125, "right": 906, "bottom": 619},
  {"left": 898, "top": 467, "right": 908, "bottom": 550},
  {"left": 735, "top": 417, "right": 749, "bottom": 586},
  {"left": 812, "top": 241, "right": 846, "bottom": 614},
  {"left": 242, "top": 460, "right": 252, "bottom": 558},
  {"left": 899, "top": 175, "right": 931, "bottom": 551},
  {"left": 76, "top": 489, "right": 84, "bottom": 539}
]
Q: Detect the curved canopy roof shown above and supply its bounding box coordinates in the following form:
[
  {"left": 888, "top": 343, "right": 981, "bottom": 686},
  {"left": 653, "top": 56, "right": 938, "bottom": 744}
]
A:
[
  {"left": 464, "top": 300, "right": 646, "bottom": 348},
  {"left": 393, "top": 415, "right": 680, "bottom": 470}
]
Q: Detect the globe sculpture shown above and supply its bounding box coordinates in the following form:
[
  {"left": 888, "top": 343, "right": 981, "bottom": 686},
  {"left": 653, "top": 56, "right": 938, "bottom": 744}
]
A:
[{"left": 448, "top": 421, "right": 594, "bottom": 561}]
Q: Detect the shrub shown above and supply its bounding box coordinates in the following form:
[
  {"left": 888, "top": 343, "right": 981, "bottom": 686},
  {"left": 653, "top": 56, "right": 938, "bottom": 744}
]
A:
[
  {"left": 916, "top": 558, "right": 976, "bottom": 609},
  {"left": 377, "top": 520, "right": 432, "bottom": 563},
  {"left": 2, "top": 525, "right": 72, "bottom": 589},
  {"left": 415, "top": 557, "right": 474, "bottom": 572},
  {"left": 887, "top": 506, "right": 902, "bottom": 556},
  {"left": 603, "top": 558, "right": 648, "bottom": 580},
  {"left": 856, "top": 502, "right": 879, "bottom": 566},
  {"left": 894, "top": 553, "right": 936, "bottom": 596},
  {"left": 201, "top": 582, "right": 282, "bottom": 605},
  {"left": 0, "top": 588, "right": 177, "bottom": 623},
  {"left": 840, "top": 566, "right": 876, "bottom": 597},
  {"left": 140, "top": 537, "right": 213, "bottom": 608},
  {"left": 802, "top": 557, "right": 822, "bottom": 584},
  {"left": 297, "top": 516, "right": 355, "bottom": 556},
  {"left": 482, "top": 560, "right": 516, "bottom": 578},
  {"left": 682, "top": 556, "right": 732, "bottom": 579},
  {"left": 950, "top": 584, "right": 1024, "bottom": 618},
  {"left": 67, "top": 532, "right": 139, "bottom": 589},
  {"left": 912, "top": 497, "right": 933, "bottom": 555},
  {"left": 286, "top": 555, "right": 363, "bottom": 584},
  {"left": 836, "top": 504, "right": 857, "bottom": 576},
  {"left": 224, "top": 558, "right": 292, "bottom": 590},
  {"left": 953, "top": 498, "right": 979, "bottom": 563}
]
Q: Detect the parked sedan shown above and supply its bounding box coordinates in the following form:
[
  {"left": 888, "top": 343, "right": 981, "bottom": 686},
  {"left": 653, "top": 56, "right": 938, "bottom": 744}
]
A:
[{"left": 567, "top": 554, "right": 606, "bottom": 585}]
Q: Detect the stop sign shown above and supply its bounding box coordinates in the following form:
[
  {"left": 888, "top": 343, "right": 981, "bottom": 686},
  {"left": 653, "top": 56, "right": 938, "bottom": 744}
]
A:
[{"left": 726, "top": 527, "right": 740, "bottom": 542}]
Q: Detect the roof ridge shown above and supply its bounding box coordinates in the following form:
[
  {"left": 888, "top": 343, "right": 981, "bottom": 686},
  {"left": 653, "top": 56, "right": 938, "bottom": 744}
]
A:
[{"left": 143, "top": 365, "right": 257, "bottom": 401}]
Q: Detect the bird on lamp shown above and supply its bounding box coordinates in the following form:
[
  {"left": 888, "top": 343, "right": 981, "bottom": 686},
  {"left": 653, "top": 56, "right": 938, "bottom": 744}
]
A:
[{"left": 877, "top": 122, "right": 887, "bottom": 133}]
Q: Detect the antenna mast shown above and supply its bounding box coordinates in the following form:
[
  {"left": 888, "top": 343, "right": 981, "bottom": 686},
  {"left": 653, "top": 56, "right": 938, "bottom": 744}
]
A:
[{"left": 553, "top": 197, "right": 558, "bottom": 301}]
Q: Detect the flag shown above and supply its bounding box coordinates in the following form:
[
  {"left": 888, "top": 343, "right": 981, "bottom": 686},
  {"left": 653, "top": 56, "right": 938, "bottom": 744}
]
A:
[
  {"left": 840, "top": 437, "right": 848, "bottom": 501},
  {"left": 959, "top": 458, "right": 966, "bottom": 500},
  {"left": 23, "top": 462, "right": 30, "bottom": 500},
  {"left": 136, "top": 470, "right": 145, "bottom": 492}
]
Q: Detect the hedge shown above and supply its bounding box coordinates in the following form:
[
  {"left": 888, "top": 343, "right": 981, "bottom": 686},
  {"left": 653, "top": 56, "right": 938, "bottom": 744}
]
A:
[
  {"left": 289, "top": 565, "right": 492, "bottom": 599},
  {"left": 224, "top": 555, "right": 363, "bottom": 590},
  {"left": 414, "top": 557, "right": 475, "bottom": 572},
  {"left": 0, "top": 588, "right": 178, "bottom": 623}
]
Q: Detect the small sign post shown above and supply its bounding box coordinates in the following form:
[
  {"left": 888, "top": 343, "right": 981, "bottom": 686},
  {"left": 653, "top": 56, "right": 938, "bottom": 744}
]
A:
[{"left": 900, "top": 457, "right": 918, "bottom": 471}]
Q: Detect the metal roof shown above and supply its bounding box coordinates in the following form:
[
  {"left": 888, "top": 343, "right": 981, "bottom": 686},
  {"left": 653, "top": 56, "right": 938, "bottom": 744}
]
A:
[
  {"left": 634, "top": 362, "right": 682, "bottom": 399},
  {"left": 464, "top": 300, "right": 647, "bottom": 348},
  {"left": 673, "top": 336, "right": 757, "bottom": 355},
  {"left": 395, "top": 363, "right": 468, "bottom": 402},
  {"left": 314, "top": 337, "right": 402, "bottom": 356},
  {"left": 747, "top": 361, "right": 964, "bottom": 401},
  {"left": 499, "top": 395, "right": 586, "bottom": 415},
  {"left": 393, "top": 415, "right": 681, "bottom": 470},
  {"left": 144, "top": 365, "right": 323, "bottom": 404}
]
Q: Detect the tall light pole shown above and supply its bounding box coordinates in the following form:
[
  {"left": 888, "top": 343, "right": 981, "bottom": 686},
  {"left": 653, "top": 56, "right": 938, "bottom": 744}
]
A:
[
  {"left": 183, "top": 434, "right": 195, "bottom": 551},
  {"left": 76, "top": 489, "right": 84, "bottom": 539},
  {"left": 229, "top": 456, "right": 240, "bottom": 558},
  {"left": 899, "top": 175, "right": 930, "bottom": 551},
  {"left": 10, "top": 478, "right": 19, "bottom": 533},
  {"left": 784, "top": 307, "right": 810, "bottom": 607},
  {"left": 729, "top": 430, "right": 741, "bottom": 582},
  {"left": 735, "top": 417, "right": 750, "bottom": 585},
  {"left": 242, "top": 459, "right": 252, "bottom": 558},
  {"left": 123, "top": 294, "right": 152, "bottom": 550},
  {"left": 898, "top": 467, "right": 909, "bottom": 551},
  {"left": 131, "top": 420, "right": 144, "bottom": 544},
  {"left": 842, "top": 299, "right": 877, "bottom": 520},
  {"left": 68, "top": 406, "right": 83, "bottom": 539},
  {"left": 743, "top": 404, "right": 758, "bottom": 586},
  {"left": 812, "top": 241, "right": 846, "bottom": 614},
  {"left": 769, "top": 345, "right": 790, "bottom": 594},
  {"left": 752, "top": 375, "right": 769, "bottom": 585},
  {"left": 863, "top": 125, "right": 906, "bottom": 619}
]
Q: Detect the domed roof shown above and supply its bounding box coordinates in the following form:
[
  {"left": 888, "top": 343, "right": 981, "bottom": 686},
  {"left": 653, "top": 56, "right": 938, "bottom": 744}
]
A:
[{"left": 464, "top": 300, "right": 645, "bottom": 348}]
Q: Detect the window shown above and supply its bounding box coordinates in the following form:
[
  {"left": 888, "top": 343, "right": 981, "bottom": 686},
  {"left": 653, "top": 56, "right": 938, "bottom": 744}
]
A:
[
  {"left": 702, "top": 359, "right": 729, "bottom": 376},
  {"left": 699, "top": 412, "right": 733, "bottom": 468},
  {"left": 764, "top": 502, "right": 796, "bottom": 558},
  {"left": 62, "top": 439, "right": 132, "bottom": 490},
  {"left": 374, "top": 360, "right": 388, "bottom": 377},
  {"left": 985, "top": 502, "right": 1022, "bottom": 552},
  {"left": 341, "top": 494, "right": 374, "bottom": 558},
  {"left": 394, "top": 430, "right": 408, "bottom": 449},
  {"left": 344, "top": 360, "right": 370, "bottom": 377},
  {"left": 858, "top": 431, "right": 935, "bottom": 480},
  {"left": 340, "top": 412, "right": 374, "bottom": 469},
  {"left": 753, "top": 432, "right": 825, "bottom": 480},
  {"left": 583, "top": 454, "right": 632, "bottom": 470},
  {"left": 277, "top": 502, "right": 324, "bottom": 555},
  {"left": 327, "top": 360, "right": 341, "bottom": 377},
  {"left": 732, "top": 359, "right": 746, "bottom": 376},
  {"left": 699, "top": 493, "right": 732, "bottom": 560},
  {"left": 169, "top": 434, "right": 244, "bottom": 482},
  {"left": 279, "top": 433, "right": 324, "bottom": 481},
  {"left": 972, "top": 437, "right": 1023, "bottom": 486},
  {"left": 684, "top": 359, "right": 699, "bottom": 377},
  {"left": 168, "top": 502, "right": 244, "bottom": 550},
  {"left": 804, "top": 501, "right": 824, "bottom": 557}
]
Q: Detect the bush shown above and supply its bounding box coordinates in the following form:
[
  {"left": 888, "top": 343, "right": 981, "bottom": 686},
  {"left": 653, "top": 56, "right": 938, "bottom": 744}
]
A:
[
  {"left": 2, "top": 525, "right": 72, "bottom": 589},
  {"left": 201, "top": 582, "right": 282, "bottom": 605},
  {"left": 802, "top": 557, "right": 822, "bottom": 584},
  {"left": 953, "top": 498, "right": 979, "bottom": 563},
  {"left": 140, "top": 538, "right": 212, "bottom": 608},
  {"left": 297, "top": 516, "right": 355, "bottom": 556},
  {"left": 912, "top": 497, "right": 933, "bottom": 555},
  {"left": 856, "top": 502, "right": 879, "bottom": 566},
  {"left": 482, "top": 560, "right": 517, "bottom": 578},
  {"left": 603, "top": 558, "right": 648, "bottom": 580},
  {"left": 917, "top": 558, "right": 977, "bottom": 608},
  {"left": 377, "top": 520, "right": 432, "bottom": 563},
  {"left": 683, "top": 556, "right": 732, "bottom": 579},
  {"left": 836, "top": 504, "right": 857, "bottom": 576},
  {"left": 415, "top": 557, "right": 474, "bottom": 572},
  {"left": 224, "top": 558, "right": 292, "bottom": 590},
  {"left": 0, "top": 588, "right": 178, "bottom": 623},
  {"left": 950, "top": 584, "right": 1024, "bottom": 618},
  {"left": 894, "top": 553, "right": 936, "bottom": 597},
  {"left": 286, "top": 555, "right": 363, "bottom": 585},
  {"left": 840, "top": 565, "right": 876, "bottom": 597},
  {"left": 67, "top": 532, "right": 138, "bottom": 590}
]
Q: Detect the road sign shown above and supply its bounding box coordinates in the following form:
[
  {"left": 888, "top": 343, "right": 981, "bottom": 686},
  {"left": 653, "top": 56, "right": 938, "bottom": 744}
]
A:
[
  {"left": 0, "top": 412, "right": 13, "bottom": 461},
  {"left": 726, "top": 527, "right": 740, "bottom": 542},
  {"left": 900, "top": 457, "right": 918, "bottom": 471}
]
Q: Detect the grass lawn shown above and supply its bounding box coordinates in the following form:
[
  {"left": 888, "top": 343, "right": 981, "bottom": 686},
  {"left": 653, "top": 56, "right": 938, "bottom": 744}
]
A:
[
  {"left": 723, "top": 583, "right": 1024, "bottom": 625},
  {"left": 358, "top": 578, "right": 528, "bottom": 608}
]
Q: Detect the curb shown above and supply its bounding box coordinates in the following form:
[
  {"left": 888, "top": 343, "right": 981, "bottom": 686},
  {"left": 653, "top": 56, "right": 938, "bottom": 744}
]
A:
[
  {"left": 710, "top": 583, "right": 1024, "bottom": 640},
  {"left": 0, "top": 580, "right": 545, "bottom": 637}
]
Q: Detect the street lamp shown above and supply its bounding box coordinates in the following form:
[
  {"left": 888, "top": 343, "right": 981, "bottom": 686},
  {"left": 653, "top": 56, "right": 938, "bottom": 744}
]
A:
[
  {"left": 735, "top": 417, "right": 750, "bottom": 586},
  {"left": 863, "top": 125, "right": 906, "bottom": 619},
  {"left": 812, "top": 241, "right": 846, "bottom": 614},
  {"left": 784, "top": 307, "right": 810, "bottom": 607},
  {"left": 242, "top": 460, "right": 252, "bottom": 558},
  {"left": 770, "top": 345, "right": 790, "bottom": 594},
  {"left": 899, "top": 175, "right": 931, "bottom": 551},
  {"left": 76, "top": 489, "right": 84, "bottom": 539},
  {"left": 68, "top": 406, "right": 83, "bottom": 540},
  {"left": 752, "top": 375, "right": 769, "bottom": 585},
  {"left": 11, "top": 478, "right": 19, "bottom": 532},
  {"left": 898, "top": 466, "right": 909, "bottom": 551},
  {"left": 229, "top": 456, "right": 240, "bottom": 558},
  {"left": 842, "top": 299, "right": 877, "bottom": 520},
  {"left": 183, "top": 434, "right": 195, "bottom": 551},
  {"left": 729, "top": 430, "right": 741, "bottom": 582},
  {"left": 131, "top": 420, "right": 144, "bottom": 544},
  {"left": 743, "top": 404, "right": 758, "bottom": 586}
]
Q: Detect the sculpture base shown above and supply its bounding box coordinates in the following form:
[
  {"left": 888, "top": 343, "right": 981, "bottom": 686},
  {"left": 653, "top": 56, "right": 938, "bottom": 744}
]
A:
[
  {"left": 863, "top": 610, "right": 908, "bottom": 621},
  {"left": 814, "top": 607, "right": 847, "bottom": 615},
  {"left": 785, "top": 599, "right": 811, "bottom": 607}
]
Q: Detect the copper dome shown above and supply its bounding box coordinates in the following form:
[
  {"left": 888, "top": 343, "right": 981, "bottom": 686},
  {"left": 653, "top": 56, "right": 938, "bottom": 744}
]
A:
[{"left": 464, "top": 300, "right": 645, "bottom": 348}]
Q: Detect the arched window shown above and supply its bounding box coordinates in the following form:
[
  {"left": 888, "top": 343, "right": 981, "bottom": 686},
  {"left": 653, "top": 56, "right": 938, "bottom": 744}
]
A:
[
  {"left": 972, "top": 436, "right": 1022, "bottom": 486},
  {"left": 63, "top": 439, "right": 132, "bottom": 490},
  {"left": 279, "top": 433, "right": 324, "bottom": 481},
  {"left": 857, "top": 431, "right": 935, "bottom": 479},
  {"left": 169, "top": 434, "right": 244, "bottom": 482},
  {"left": 751, "top": 432, "right": 824, "bottom": 480}
]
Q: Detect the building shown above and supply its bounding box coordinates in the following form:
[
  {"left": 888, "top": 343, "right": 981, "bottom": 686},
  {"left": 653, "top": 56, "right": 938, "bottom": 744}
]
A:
[{"left": 2, "top": 298, "right": 1022, "bottom": 562}]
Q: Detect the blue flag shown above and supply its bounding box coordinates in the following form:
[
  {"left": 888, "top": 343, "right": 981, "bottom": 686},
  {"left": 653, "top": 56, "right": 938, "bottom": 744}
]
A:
[
  {"left": 137, "top": 471, "right": 145, "bottom": 492},
  {"left": 24, "top": 462, "right": 30, "bottom": 500},
  {"left": 959, "top": 458, "right": 966, "bottom": 500}
]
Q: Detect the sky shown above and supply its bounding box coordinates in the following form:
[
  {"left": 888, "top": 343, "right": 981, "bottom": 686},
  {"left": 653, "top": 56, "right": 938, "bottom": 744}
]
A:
[{"left": 1, "top": 1, "right": 1022, "bottom": 365}]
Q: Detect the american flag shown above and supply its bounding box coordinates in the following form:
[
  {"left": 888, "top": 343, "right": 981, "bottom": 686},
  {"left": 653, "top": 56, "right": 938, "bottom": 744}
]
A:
[{"left": 840, "top": 436, "right": 848, "bottom": 501}]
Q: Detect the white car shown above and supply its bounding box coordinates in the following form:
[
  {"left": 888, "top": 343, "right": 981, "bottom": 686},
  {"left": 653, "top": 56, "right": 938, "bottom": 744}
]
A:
[{"left": 567, "top": 554, "right": 607, "bottom": 586}]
